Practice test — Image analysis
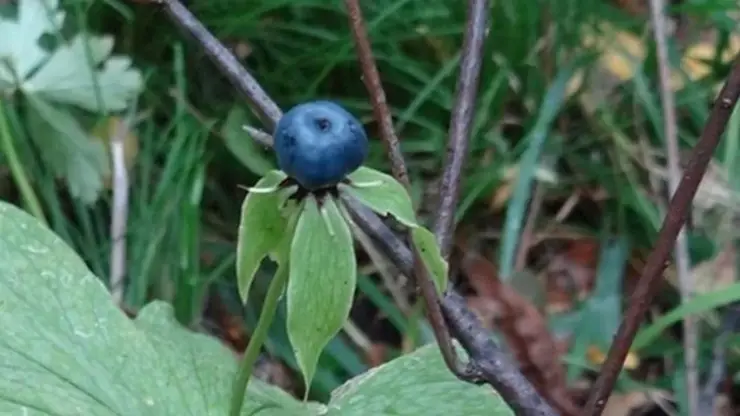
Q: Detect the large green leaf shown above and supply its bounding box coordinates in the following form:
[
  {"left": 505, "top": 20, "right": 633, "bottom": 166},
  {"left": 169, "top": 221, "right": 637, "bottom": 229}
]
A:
[
  {"left": 0, "top": 201, "right": 307, "bottom": 415},
  {"left": 134, "top": 302, "right": 306, "bottom": 416},
  {"left": 236, "top": 169, "right": 291, "bottom": 303},
  {"left": 326, "top": 343, "right": 514, "bottom": 416},
  {"left": 287, "top": 194, "right": 356, "bottom": 395}
]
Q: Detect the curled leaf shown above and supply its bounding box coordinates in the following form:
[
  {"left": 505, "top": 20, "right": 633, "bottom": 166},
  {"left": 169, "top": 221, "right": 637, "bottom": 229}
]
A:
[
  {"left": 340, "top": 166, "right": 417, "bottom": 227},
  {"left": 287, "top": 194, "right": 356, "bottom": 396},
  {"left": 236, "top": 170, "right": 292, "bottom": 303}
]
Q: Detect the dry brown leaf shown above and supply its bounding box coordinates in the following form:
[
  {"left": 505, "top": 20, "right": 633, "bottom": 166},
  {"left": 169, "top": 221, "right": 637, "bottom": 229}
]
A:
[
  {"left": 602, "top": 389, "right": 669, "bottom": 416},
  {"left": 467, "top": 295, "right": 504, "bottom": 331},
  {"left": 638, "top": 145, "right": 740, "bottom": 237},
  {"left": 487, "top": 165, "right": 559, "bottom": 211},
  {"left": 610, "top": 0, "right": 647, "bottom": 15},
  {"left": 711, "top": 394, "right": 733, "bottom": 416},
  {"left": 570, "top": 19, "right": 740, "bottom": 113},
  {"left": 586, "top": 344, "right": 640, "bottom": 371},
  {"left": 490, "top": 180, "right": 514, "bottom": 211},
  {"left": 458, "top": 244, "right": 579, "bottom": 416},
  {"left": 544, "top": 240, "right": 598, "bottom": 314}
]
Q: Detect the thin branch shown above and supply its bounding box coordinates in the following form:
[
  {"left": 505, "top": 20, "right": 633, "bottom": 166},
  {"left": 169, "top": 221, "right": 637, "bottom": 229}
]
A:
[
  {"left": 343, "top": 0, "right": 409, "bottom": 188},
  {"left": 342, "top": 194, "right": 558, "bottom": 416},
  {"left": 342, "top": 0, "right": 471, "bottom": 382},
  {"left": 148, "top": 0, "right": 557, "bottom": 413},
  {"left": 583, "top": 53, "right": 740, "bottom": 415},
  {"left": 434, "top": 0, "right": 488, "bottom": 259},
  {"left": 155, "top": 0, "right": 282, "bottom": 130},
  {"left": 647, "top": 0, "right": 698, "bottom": 414}
]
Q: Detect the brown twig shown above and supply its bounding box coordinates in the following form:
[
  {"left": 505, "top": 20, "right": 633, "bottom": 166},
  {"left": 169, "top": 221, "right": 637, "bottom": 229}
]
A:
[
  {"left": 342, "top": 194, "right": 558, "bottom": 415},
  {"left": 342, "top": 0, "right": 471, "bottom": 382},
  {"left": 583, "top": 54, "right": 740, "bottom": 415},
  {"left": 149, "top": 0, "right": 558, "bottom": 414},
  {"left": 343, "top": 0, "right": 409, "bottom": 187},
  {"left": 647, "top": 0, "right": 698, "bottom": 413},
  {"left": 434, "top": 0, "right": 488, "bottom": 259},
  {"left": 154, "top": 0, "right": 282, "bottom": 130}
]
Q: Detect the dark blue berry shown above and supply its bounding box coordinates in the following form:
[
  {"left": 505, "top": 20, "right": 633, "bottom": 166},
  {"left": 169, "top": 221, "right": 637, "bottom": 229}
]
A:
[{"left": 273, "top": 100, "right": 369, "bottom": 191}]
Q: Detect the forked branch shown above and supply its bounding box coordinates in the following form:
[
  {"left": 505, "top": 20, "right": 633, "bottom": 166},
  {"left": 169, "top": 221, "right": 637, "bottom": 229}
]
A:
[
  {"left": 343, "top": 0, "right": 476, "bottom": 384},
  {"left": 343, "top": 0, "right": 409, "bottom": 188},
  {"left": 150, "top": 0, "right": 740, "bottom": 414},
  {"left": 341, "top": 195, "right": 559, "bottom": 415},
  {"left": 147, "top": 0, "right": 558, "bottom": 414},
  {"left": 434, "top": 0, "right": 488, "bottom": 259}
]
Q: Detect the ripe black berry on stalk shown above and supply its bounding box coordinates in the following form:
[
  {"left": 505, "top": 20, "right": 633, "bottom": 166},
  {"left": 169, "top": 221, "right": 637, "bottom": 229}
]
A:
[
  {"left": 273, "top": 100, "right": 369, "bottom": 191},
  {"left": 238, "top": 100, "right": 449, "bottom": 407}
]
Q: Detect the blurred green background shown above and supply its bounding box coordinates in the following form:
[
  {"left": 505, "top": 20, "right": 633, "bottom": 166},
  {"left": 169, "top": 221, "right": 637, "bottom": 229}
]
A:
[{"left": 2, "top": 0, "right": 740, "bottom": 412}]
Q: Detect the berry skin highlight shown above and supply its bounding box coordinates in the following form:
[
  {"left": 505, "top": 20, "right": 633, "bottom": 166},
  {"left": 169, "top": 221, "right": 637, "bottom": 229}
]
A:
[{"left": 273, "top": 101, "right": 369, "bottom": 191}]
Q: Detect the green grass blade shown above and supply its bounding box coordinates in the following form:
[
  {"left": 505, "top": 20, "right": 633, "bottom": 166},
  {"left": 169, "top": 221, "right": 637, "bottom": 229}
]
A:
[{"left": 498, "top": 59, "right": 581, "bottom": 281}]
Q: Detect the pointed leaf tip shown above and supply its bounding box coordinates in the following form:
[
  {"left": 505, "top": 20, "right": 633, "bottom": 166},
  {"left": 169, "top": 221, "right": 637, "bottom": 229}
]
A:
[
  {"left": 411, "top": 226, "right": 449, "bottom": 294},
  {"left": 340, "top": 167, "right": 448, "bottom": 293},
  {"left": 287, "top": 194, "right": 357, "bottom": 396},
  {"left": 236, "top": 170, "right": 291, "bottom": 303},
  {"left": 339, "top": 166, "right": 418, "bottom": 228}
]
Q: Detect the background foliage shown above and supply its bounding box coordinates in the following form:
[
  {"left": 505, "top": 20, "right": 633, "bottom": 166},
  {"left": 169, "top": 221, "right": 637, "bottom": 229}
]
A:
[{"left": 2, "top": 0, "right": 740, "bottom": 413}]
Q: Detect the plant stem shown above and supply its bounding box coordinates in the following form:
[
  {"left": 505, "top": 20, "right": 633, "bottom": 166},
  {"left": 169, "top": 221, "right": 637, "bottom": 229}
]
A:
[
  {"left": 229, "top": 265, "right": 288, "bottom": 416},
  {"left": 647, "top": 0, "right": 698, "bottom": 413},
  {"left": 0, "top": 100, "right": 47, "bottom": 225}
]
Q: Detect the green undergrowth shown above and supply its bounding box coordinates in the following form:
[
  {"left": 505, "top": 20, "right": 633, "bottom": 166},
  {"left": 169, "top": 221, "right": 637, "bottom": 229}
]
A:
[{"left": 2, "top": 0, "right": 740, "bottom": 410}]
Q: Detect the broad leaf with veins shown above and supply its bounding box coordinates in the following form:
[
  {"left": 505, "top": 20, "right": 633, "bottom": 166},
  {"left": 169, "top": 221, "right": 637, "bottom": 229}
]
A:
[{"left": 0, "top": 201, "right": 307, "bottom": 416}]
